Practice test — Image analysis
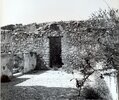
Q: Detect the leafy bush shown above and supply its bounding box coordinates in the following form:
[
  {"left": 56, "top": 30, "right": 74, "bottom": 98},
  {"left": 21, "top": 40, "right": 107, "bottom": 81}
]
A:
[{"left": 1, "top": 75, "right": 11, "bottom": 83}]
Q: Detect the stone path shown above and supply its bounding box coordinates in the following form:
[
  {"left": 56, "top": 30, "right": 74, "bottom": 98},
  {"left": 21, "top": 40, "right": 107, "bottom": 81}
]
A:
[{"left": 1, "top": 70, "right": 81, "bottom": 100}]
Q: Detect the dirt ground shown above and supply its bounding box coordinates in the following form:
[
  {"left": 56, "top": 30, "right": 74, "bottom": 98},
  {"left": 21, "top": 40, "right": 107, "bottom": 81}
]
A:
[{"left": 1, "top": 70, "right": 81, "bottom": 100}]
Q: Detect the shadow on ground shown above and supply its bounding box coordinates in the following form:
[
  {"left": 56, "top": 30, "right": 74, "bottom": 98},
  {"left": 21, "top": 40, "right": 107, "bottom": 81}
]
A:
[
  {"left": 1, "top": 70, "right": 79, "bottom": 100},
  {"left": 1, "top": 70, "right": 112, "bottom": 100},
  {"left": 1, "top": 82, "right": 78, "bottom": 100}
]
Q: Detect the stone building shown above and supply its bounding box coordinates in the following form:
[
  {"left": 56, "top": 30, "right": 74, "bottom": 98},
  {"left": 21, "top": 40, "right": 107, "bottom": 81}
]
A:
[{"left": 1, "top": 20, "right": 119, "bottom": 74}]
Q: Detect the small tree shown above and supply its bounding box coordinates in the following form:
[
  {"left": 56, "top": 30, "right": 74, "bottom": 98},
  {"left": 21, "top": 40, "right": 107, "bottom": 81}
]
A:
[{"left": 70, "top": 9, "right": 119, "bottom": 98}]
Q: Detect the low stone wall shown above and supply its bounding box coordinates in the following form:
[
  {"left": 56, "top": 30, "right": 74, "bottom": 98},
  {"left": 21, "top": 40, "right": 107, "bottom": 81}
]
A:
[
  {"left": 118, "top": 73, "right": 119, "bottom": 100},
  {"left": 104, "top": 74, "right": 118, "bottom": 100},
  {"left": 1, "top": 54, "right": 13, "bottom": 77}
]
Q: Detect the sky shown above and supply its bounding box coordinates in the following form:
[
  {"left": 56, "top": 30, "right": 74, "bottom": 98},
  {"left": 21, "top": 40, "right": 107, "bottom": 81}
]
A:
[{"left": 1, "top": 0, "right": 119, "bottom": 26}]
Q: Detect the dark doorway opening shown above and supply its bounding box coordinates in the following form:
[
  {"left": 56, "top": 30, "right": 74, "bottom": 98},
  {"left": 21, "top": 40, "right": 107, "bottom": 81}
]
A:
[
  {"left": 49, "top": 36, "right": 63, "bottom": 68},
  {"left": 35, "top": 54, "right": 48, "bottom": 70}
]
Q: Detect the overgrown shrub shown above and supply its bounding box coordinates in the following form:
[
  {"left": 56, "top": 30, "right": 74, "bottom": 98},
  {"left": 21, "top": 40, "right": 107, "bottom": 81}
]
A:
[
  {"left": 81, "top": 86, "right": 102, "bottom": 99},
  {"left": 1, "top": 75, "right": 11, "bottom": 83}
]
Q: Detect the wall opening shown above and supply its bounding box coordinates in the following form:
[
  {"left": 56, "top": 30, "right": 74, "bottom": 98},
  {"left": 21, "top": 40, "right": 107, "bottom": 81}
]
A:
[
  {"left": 49, "top": 36, "right": 63, "bottom": 68},
  {"left": 35, "top": 54, "right": 48, "bottom": 70}
]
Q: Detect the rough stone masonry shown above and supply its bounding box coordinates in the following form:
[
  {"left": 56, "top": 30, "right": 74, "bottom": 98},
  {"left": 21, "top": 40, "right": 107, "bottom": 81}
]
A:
[{"left": 1, "top": 20, "right": 119, "bottom": 100}]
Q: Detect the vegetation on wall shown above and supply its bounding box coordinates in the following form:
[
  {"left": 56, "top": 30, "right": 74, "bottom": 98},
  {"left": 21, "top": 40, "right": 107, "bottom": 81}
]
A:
[{"left": 67, "top": 9, "right": 119, "bottom": 99}]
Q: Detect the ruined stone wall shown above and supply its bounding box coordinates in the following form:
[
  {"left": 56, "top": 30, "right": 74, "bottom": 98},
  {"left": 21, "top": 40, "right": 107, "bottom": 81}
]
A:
[
  {"left": 1, "top": 20, "right": 119, "bottom": 72},
  {"left": 0, "top": 21, "right": 107, "bottom": 71}
]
